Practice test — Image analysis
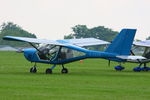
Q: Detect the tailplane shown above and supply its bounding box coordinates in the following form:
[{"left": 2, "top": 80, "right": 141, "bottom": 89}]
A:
[{"left": 105, "top": 29, "right": 136, "bottom": 55}]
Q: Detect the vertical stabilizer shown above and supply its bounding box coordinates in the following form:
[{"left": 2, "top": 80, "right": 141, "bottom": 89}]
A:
[{"left": 105, "top": 29, "right": 136, "bottom": 55}]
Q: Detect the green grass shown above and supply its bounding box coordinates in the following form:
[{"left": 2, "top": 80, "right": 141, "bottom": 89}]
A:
[{"left": 0, "top": 51, "right": 150, "bottom": 100}]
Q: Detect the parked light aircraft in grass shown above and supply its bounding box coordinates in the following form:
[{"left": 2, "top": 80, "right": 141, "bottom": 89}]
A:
[
  {"left": 3, "top": 29, "right": 148, "bottom": 74},
  {"left": 130, "top": 40, "right": 150, "bottom": 71}
]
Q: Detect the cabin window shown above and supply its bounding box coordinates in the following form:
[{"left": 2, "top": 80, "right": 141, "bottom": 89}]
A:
[
  {"left": 143, "top": 48, "right": 150, "bottom": 59},
  {"left": 37, "top": 44, "right": 85, "bottom": 61},
  {"left": 58, "top": 47, "right": 85, "bottom": 60},
  {"left": 37, "top": 44, "right": 60, "bottom": 61}
]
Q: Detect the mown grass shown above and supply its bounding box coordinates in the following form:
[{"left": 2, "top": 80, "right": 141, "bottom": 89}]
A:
[{"left": 0, "top": 51, "right": 150, "bottom": 100}]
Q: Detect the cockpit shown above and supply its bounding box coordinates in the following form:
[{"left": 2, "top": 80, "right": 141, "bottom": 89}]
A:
[
  {"left": 37, "top": 44, "right": 85, "bottom": 61},
  {"left": 37, "top": 44, "right": 59, "bottom": 61},
  {"left": 143, "top": 48, "right": 150, "bottom": 59},
  {"left": 132, "top": 46, "right": 150, "bottom": 59}
]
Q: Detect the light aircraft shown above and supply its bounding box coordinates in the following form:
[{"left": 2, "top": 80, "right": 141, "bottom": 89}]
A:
[
  {"left": 129, "top": 40, "right": 150, "bottom": 71},
  {"left": 3, "top": 29, "right": 147, "bottom": 74}
]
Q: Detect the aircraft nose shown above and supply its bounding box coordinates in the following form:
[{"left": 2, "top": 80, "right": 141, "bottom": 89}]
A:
[{"left": 23, "top": 48, "right": 37, "bottom": 61}]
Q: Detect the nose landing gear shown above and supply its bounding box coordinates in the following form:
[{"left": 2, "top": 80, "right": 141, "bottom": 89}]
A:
[{"left": 30, "top": 63, "right": 37, "bottom": 73}]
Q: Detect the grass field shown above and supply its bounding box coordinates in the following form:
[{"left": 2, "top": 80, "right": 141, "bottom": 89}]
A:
[{"left": 0, "top": 51, "right": 150, "bottom": 100}]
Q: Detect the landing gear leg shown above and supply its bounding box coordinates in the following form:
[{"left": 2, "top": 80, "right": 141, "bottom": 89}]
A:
[
  {"left": 30, "top": 63, "right": 37, "bottom": 73},
  {"left": 61, "top": 64, "right": 68, "bottom": 74},
  {"left": 45, "top": 65, "right": 56, "bottom": 74},
  {"left": 141, "top": 63, "right": 150, "bottom": 71}
]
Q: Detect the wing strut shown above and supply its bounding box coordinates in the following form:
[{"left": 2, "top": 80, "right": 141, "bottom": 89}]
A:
[
  {"left": 28, "top": 42, "right": 42, "bottom": 54},
  {"left": 130, "top": 50, "right": 142, "bottom": 63}
]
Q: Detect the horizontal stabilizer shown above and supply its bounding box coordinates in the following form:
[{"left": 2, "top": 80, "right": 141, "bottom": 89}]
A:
[{"left": 117, "top": 56, "right": 146, "bottom": 60}]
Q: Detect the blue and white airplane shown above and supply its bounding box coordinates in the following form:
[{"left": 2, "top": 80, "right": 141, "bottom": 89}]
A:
[
  {"left": 131, "top": 40, "right": 150, "bottom": 71},
  {"left": 3, "top": 29, "right": 146, "bottom": 74}
]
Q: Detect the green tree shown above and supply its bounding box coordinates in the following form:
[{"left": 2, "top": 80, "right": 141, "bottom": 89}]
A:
[
  {"left": 64, "top": 25, "right": 118, "bottom": 42},
  {"left": 64, "top": 25, "right": 118, "bottom": 51},
  {"left": 64, "top": 34, "right": 74, "bottom": 39},
  {"left": 146, "top": 36, "right": 150, "bottom": 40},
  {"left": 0, "top": 22, "right": 36, "bottom": 47}
]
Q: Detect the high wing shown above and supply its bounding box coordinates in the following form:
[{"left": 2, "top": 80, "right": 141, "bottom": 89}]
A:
[
  {"left": 133, "top": 40, "right": 150, "bottom": 47},
  {"left": 60, "top": 38, "right": 110, "bottom": 47},
  {"left": 3, "top": 36, "right": 64, "bottom": 46},
  {"left": 117, "top": 55, "right": 146, "bottom": 60},
  {"left": 3, "top": 36, "right": 109, "bottom": 47}
]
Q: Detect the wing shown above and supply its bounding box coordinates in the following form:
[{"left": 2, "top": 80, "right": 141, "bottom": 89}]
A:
[
  {"left": 117, "top": 55, "right": 146, "bottom": 60},
  {"left": 3, "top": 36, "right": 96, "bottom": 55},
  {"left": 3, "top": 36, "right": 64, "bottom": 46},
  {"left": 3, "top": 36, "right": 109, "bottom": 47},
  {"left": 58, "top": 38, "right": 110, "bottom": 47},
  {"left": 133, "top": 40, "right": 150, "bottom": 47}
]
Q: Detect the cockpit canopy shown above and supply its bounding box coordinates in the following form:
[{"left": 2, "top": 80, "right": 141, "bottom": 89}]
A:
[
  {"left": 132, "top": 46, "right": 150, "bottom": 59},
  {"left": 37, "top": 44, "right": 85, "bottom": 61}
]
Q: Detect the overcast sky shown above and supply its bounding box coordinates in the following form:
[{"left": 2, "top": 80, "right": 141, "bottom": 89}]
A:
[{"left": 0, "top": 0, "right": 150, "bottom": 40}]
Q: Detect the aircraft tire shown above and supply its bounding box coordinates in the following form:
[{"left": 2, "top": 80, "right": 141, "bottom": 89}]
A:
[
  {"left": 141, "top": 67, "right": 149, "bottom": 71},
  {"left": 133, "top": 67, "right": 141, "bottom": 72},
  {"left": 61, "top": 68, "right": 68, "bottom": 74},
  {"left": 114, "top": 66, "right": 125, "bottom": 71},
  {"left": 45, "top": 68, "right": 52, "bottom": 74},
  {"left": 30, "top": 67, "right": 37, "bottom": 73}
]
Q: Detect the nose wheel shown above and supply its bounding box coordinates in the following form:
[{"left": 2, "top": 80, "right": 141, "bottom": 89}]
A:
[{"left": 30, "top": 66, "right": 37, "bottom": 73}]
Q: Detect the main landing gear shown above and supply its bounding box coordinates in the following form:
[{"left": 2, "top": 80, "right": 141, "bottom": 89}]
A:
[
  {"left": 114, "top": 63, "right": 150, "bottom": 72},
  {"left": 133, "top": 63, "right": 150, "bottom": 72},
  {"left": 45, "top": 68, "right": 52, "bottom": 74},
  {"left": 29, "top": 63, "right": 68, "bottom": 74},
  {"left": 45, "top": 64, "right": 68, "bottom": 74},
  {"left": 61, "top": 64, "right": 68, "bottom": 74}
]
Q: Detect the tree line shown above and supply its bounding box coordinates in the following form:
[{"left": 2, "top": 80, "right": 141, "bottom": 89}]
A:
[
  {"left": 0, "top": 22, "right": 36, "bottom": 47},
  {"left": 0, "top": 22, "right": 149, "bottom": 47},
  {"left": 64, "top": 25, "right": 118, "bottom": 42}
]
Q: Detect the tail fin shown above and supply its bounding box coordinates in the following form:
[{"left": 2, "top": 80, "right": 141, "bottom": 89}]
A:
[{"left": 105, "top": 29, "right": 136, "bottom": 55}]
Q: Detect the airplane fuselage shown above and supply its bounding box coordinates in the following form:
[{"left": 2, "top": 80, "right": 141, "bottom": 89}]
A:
[{"left": 23, "top": 47, "right": 125, "bottom": 65}]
